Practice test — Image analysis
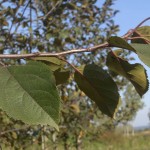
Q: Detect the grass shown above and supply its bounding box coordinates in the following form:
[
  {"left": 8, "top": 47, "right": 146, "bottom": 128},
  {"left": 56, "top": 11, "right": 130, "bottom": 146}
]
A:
[
  {"left": 81, "top": 131, "right": 150, "bottom": 150},
  {"left": 1, "top": 131, "right": 150, "bottom": 150}
]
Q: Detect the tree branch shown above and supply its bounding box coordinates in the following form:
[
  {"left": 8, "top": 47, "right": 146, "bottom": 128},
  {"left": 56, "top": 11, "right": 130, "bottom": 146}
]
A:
[
  {"left": 0, "top": 42, "right": 109, "bottom": 59},
  {"left": 0, "top": 17, "right": 149, "bottom": 59},
  {"left": 123, "top": 17, "right": 150, "bottom": 39},
  {"left": 37, "top": 1, "right": 62, "bottom": 20},
  {"left": 0, "top": 126, "right": 30, "bottom": 135},
  {"left": 127, "top": 36, "right": 150, "bottom": 43},
  {"left": 14, "top": 0, "right": 30, "bottom": 33}
]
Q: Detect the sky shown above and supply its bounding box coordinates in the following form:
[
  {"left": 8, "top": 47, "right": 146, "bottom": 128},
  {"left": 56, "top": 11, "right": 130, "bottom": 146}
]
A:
[
  {"left": 106, "top": 0, "right": 150, "bottom": 127},
  {"left": 97, "top": 0, "right": 150, "bottom": 127}
]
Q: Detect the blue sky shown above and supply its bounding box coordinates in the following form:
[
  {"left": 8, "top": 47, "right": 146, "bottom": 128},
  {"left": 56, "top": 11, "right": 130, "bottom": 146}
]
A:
[
  {"left": 112, "top": 0, "right": 150, "bottom": 127},
  {"left": 98, "top": 0, "right": 150, "bottom": 127}
]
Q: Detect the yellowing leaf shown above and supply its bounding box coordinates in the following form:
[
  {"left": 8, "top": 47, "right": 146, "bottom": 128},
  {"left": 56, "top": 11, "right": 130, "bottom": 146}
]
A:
[
  {"left": 106, "top": 50, "right": 149, "bottom": 97},
  {"left": 70, "top": 104, "right": 80, "bottom": 113}
]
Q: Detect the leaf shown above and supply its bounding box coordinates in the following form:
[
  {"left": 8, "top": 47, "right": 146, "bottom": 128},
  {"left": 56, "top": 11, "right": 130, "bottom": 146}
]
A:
[
  {"left": 131, "top": 26, "right": 150, "bottom": 44},
  {"left": 12, "top": 132, "right": 17, "bottom": 139},
  {"left": 19, "top": 0, "right": 23, "bottom": 6},
  {"left": 74, "top": 64, "right": 120, "bottom": 118},
  {"left": 0, "top": 61, "right": 61, "bottom": 130},
  {"left": 31, "top": 57, "right": 65, "bottom": 71},
  {"left": 106, "top": 50, "right": 149, "bottom": 97},
  {"left": 108, "top": 36, "right": 135, "bottom": 52},
  {"left": 59, "top": 30, "right": 69, "bottom": 39},
  {"left": 2, "top": 20, "right": 9, "bottom": 26},
  {"left": 131, "top": 44, "right": 150, "bottom": 67},
  {"left": 54, "top": 68, "right": 70, "bottom": 85},
  {"left": 31, "top": 57, "right": 70, "bottom": 85},
  {"left": 70, "top": 104, "right": 80, "bottom": 113},
  {"left": 0, "top": 46, "right": 4, "bottom": 51}
]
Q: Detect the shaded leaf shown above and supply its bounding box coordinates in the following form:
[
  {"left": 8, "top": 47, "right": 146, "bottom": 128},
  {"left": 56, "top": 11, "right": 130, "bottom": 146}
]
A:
[
  {"left": 106, "top": 50, "right": 149, "bottom": 97},
  {"left": 108, "top": 36, "right": 135, "bottom": 51},
  {"left": 0, "top": 61, "right": 61, "bottom": 130},
  {"left": 54, "top": 68, "right": 70, "bottom": 85},
  {"left": 131, "top": 44, "right": 150, "bottom": 67},
  {"left": 74, "top": 64, "right": 120, "bottom": 118},
  {"left": 0, "top": 46, "right": 4, "bottom": 51}
]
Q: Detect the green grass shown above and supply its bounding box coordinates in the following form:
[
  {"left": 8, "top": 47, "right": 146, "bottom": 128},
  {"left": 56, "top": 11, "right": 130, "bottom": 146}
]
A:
[
  {"left": 81, "top": 133, "right": 150, "bottom": 150},
  {"left": 53, "top": 133, "right": 150, "bottom": 150},
  {"left": 1, "top": 132, "right": 150, "bottom": 150}
]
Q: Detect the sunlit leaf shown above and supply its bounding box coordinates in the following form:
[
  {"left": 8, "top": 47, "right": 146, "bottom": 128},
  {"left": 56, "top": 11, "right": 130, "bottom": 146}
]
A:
[
  {"left": 131, "top": 26, "right": 150, "bottom": 44},
  {"left": 131, "top": 44, "right": 150, "bottom": 67},
  {"left": 74, "top": 64, "right": 120, "bottom": 118},
  {"left": 0, "top": 61, "right": 61, "bottom": 130}
]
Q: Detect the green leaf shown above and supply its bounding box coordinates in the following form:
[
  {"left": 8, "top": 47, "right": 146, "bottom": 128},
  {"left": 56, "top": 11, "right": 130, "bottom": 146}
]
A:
[
  {"left": 31, "top": 57, "right": 70, "bottom": 85},
  {"left": 106, "top": 50, "right": 149, "bottom": 97},
  {"left": 54, "top": 68, "right": 70, "bottom": 85},
  {"left": 74, "top": 64, "right": 120, "bottom": 118},
  {"left": 131, "top": 26, "right": 150, "bottom": 44},
  {"left": 0, "top": 61, "right": 61, "bottom": 130},
  {"left": 108, "top": 36, "right": 135, "bottom": 51},
  {"left": 31, "top": 57, "right": 65, "bottom": 71},
  {"left": 131, "top": 44, "right": 150, "bottom": 67}
]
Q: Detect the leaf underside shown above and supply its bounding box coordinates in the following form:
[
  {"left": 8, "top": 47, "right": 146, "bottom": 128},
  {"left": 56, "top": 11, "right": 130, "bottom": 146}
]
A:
[
  {"left": 131, "top": 44, "right": 150, "bottom": 67},
  {"left": 106, "top": 50, "right": 149, "bottom": 97}
]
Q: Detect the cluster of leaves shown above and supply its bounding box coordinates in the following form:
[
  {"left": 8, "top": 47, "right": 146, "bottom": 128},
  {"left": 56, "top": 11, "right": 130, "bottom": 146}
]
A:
[
  {"left": 1, "top": 26, "right": 149, "bottom": 130},
  {"left": 0, "top": 0, "right": 118, "bottom": 126},
  {"left": 0, "top": 0, "right": 149, "bottom": 149}
]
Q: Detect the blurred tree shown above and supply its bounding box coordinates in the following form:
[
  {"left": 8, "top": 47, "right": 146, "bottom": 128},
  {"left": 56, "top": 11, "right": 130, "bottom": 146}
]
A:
[
  {"left": 117, "top": 81, "right": 144, "bottom": 125},
  {"left": 148, "top": 109, "right": 150, "bottom": 125},
  {"left": 0, "top": 0, "right": 143, "bottom": 149}
]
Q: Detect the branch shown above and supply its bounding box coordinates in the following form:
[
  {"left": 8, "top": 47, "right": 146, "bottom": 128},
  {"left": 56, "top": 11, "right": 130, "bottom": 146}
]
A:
[
  {"left": 14, "top": 0, "right": 30, "bottom": 33},
  {"left": 0, "top": 126, "right": 30, "bottom": 135},
  {"left": 123, "top": 17, "right": 150, "bottom": 39},
  {"left": 41, "top": 126, "right": 46, "bottom": 150},
  {"left": 127, "top": 36, "right": 150, "bottom": 43},
  {"left": 29, "top": 0, "right": 32, "bottom": 53},
  {"left": 0, "top": 17, "right": 150, "bottom": 59},
  {"left": 0, "top": 42, "right": 109, "bottom": 59},
  {"left": 36, "top": 1, "right": 61, "bottom": 21}
]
